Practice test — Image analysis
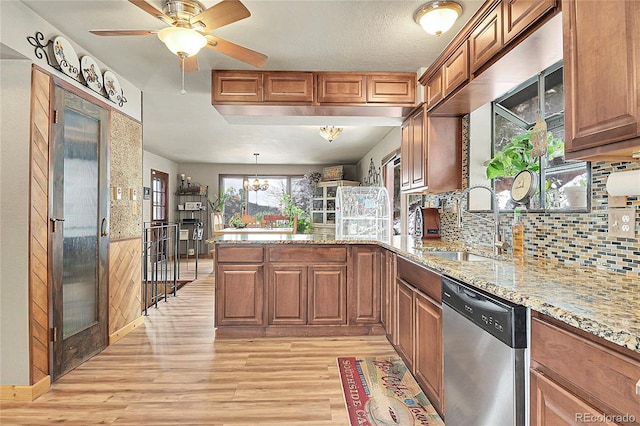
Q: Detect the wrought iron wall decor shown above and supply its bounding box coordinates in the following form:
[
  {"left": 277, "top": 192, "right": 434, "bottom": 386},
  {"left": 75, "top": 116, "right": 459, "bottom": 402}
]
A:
[
  {"left": 364, "top": 158, "right": 381, "bottom": 186},
  {"left": 27, "top": 31, "right": 127, "bottom": 107}
]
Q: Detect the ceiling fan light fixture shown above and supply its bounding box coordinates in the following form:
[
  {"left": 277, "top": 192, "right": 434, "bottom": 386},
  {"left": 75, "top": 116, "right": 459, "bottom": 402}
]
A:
[
  {"left": 414, "top": 1, "right": 462, "bottom": 36},
  {"left": 158, "top": 26, "right": 207, "bottom": 57},
  {"left": 319, "top": 126, "right": 343, "bottom": 143}
]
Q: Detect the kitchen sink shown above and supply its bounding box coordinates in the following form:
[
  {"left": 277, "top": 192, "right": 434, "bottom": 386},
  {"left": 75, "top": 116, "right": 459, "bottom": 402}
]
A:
[{"left": 427, "top": 251, "right": 491, "bottom": 262}]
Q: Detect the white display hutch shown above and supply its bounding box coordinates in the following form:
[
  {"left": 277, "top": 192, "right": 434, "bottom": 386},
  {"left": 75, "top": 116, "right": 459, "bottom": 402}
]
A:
[
  {"left": 335, "top": 186, "right": 391, "bottom": 242},
  {"left": 311, "top": 180, "right": 359, "bottom": 238}
]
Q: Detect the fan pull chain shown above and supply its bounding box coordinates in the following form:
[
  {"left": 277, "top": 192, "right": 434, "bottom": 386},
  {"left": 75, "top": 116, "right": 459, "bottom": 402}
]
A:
[{"left": 180, "top": 55, "right": 186, "bottom": 95}]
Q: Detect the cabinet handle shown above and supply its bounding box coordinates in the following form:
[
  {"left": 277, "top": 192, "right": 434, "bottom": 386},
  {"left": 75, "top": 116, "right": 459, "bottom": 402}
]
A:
[
  {"left": 101, "top": 218, "right": 108, "bottom": 237},
  {"left": 50, "top": 217, "right": 65, "bottom": 233},
  {"left": 636, "top": 378, "right": 640, "bottom": 397}
]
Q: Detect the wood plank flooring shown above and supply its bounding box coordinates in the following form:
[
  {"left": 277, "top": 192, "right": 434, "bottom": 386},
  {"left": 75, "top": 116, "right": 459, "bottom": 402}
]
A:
[{"left": 1, "top": 269, "right": 397, "bottom": 425}]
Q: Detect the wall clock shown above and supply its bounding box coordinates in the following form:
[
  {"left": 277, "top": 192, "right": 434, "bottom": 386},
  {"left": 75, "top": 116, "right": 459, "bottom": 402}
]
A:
[{"left": 511, "top": 170, "right": 538, "bottom": 204}]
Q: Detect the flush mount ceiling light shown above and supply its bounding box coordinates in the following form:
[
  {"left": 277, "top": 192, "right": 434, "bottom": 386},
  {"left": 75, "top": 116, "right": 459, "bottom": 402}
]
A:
[
  {"left": 414, "top": 1, "right": 463, "bottom": 36},
  {"left": 319, "top": 126, "right": 343, "bottom": 143},
  {"left": 157, "top": 26, "right": 207, "bottom": 58}
]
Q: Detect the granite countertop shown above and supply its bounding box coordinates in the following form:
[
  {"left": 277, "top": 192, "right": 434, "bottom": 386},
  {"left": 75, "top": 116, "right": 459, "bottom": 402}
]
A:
[{"left": 212, "top": 234, "right": 640, "bottom": 353}]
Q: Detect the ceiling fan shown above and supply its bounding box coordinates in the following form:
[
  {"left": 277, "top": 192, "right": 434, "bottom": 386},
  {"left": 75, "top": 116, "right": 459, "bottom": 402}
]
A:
[{"left": 90, "top": 0, "right": 267, "bottom": 72}]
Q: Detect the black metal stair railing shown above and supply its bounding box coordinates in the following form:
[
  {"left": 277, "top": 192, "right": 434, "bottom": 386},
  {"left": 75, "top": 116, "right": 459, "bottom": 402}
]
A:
[{"left": 142, "top": 222, "right": 179, "bottom": 315}]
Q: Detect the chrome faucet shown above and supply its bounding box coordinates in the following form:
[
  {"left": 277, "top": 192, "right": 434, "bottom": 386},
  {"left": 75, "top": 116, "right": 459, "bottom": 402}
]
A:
[{"left": 457, "top": 185, "right": 508, "bottom": 255}]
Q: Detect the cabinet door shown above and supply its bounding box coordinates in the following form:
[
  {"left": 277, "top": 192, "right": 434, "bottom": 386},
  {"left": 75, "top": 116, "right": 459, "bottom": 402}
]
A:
[
  {"left": 366, "top": 74, "right": 416, "bottom": 104},
  {"left": 442, "top": 41, "right": 469, "bottom": 97},
  {"left": 503, "top": 0, "right": 556, "bottom": 44},
  {"left": 211, "top": 71, "right": 263, "bottom": 103},
  {"left": 308, "top": 264, "right": 347, "bottom": 325},
  {"left": 216, "top": 264, "right": 264, "bottom": 326},
  {"left": 264, "top": 72, "right": 313, "bottom": 103},
  {"left": 348, "top": 246, "right": 381, "bottom": 325},
  {"left": 400, "top": 118, "right": 412, "bottom": 191},
  {"left": 316, "top": 73, "right": 366, "bottom": 103},
  {"left": 563, "top": 0, "right": 640, "bottom": 157},
  {"left": 425, "top": 68, "right": 444, "bottom": 110},
  {"left": 530, "top": 370, "right": 616, "bottom": 426},
  {"left": 414, "top": 291, "right": 443, "bottom": 417},
  {"left": 268, "top": 264, "right": 307, "bottom": 325},
  {"left": 396, "top": 279, "right": 415, "bottom": 371},
  {"left": 426, "top": 116, "right": 462, "bottom": 192},
  {"left": 469, "top": 3, "right": 503, "bottom": 73},
  {"left": 411, "top": 106, "right": 427, "bottom": 189}
]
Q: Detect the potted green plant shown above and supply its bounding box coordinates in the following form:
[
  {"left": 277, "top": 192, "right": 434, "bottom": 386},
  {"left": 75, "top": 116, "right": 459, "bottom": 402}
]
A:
[{"left": 484, "top": 129, "right": 564, "bottom": 179}]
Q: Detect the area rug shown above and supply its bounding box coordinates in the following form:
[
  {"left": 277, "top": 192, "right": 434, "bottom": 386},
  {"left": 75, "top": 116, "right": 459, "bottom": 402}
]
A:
[{"left": 337, "top": 356, "right": 444, "bottom": 426}]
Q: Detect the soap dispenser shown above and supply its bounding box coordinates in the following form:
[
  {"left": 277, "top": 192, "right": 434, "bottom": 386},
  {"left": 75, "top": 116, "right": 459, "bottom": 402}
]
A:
[{"left": 512, "top": 208, "right": 524, "bottom": 260}]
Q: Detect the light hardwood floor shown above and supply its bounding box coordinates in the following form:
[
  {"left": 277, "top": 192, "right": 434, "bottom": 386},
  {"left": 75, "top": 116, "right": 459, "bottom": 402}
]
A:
[{"left": 1, "top": 269, "right": 397, "bottom": 425}]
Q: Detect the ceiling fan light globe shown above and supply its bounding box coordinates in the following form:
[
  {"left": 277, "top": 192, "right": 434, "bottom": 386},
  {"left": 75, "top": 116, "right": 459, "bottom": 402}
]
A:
[
  {"left": 415, "top": 1, "right": 462, "bottom": 36},
  {"left": 158, "top": 27, "right": 207, "bottom": 57}
]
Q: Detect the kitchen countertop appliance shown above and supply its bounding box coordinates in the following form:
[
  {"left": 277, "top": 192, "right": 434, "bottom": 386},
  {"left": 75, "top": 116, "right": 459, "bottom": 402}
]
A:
[{"left": 442, "top": 276, "right": 529, "bottom": 426}]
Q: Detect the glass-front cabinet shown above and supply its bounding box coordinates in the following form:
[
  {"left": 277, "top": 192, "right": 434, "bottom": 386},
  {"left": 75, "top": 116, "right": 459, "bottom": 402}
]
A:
[{"left": 311, "top": 180, "right": 359, "bottom": 237}]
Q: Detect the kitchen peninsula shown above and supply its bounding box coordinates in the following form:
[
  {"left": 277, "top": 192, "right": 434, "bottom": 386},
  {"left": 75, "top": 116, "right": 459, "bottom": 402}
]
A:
[{"left": 214, "top": 234, "right": 640, "bottom": 422}]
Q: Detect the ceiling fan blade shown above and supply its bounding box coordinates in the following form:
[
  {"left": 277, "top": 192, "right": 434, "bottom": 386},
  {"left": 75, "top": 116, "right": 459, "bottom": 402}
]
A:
[
  {"left": 90, "top": 30, "right": 158, "bottom": 36},
  {"left": 129, "top": 0, "right": 174, "bottom": 26},
  {"left": 205, "top": 35, "right": 267, "bottom": 67},
  {"left": 180, "top": 55, "right": 200, "bottom": 73},
  {"left": 192, "top": 0, "right": 251, "bottom": 32}
]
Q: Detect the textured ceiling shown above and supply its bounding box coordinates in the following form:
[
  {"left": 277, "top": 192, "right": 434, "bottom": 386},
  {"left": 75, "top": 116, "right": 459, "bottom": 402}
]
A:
[{"left": 19, "top": 0, "right": 484, "bottom": 165}]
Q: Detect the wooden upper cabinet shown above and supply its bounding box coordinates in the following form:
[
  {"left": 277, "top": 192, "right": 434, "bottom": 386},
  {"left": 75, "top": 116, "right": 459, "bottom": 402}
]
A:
[
  {"left": 503, "top": 0, "right": 556, "bottom": 44},
  {"left": 469, "top": 3, "right": 503, "bottom": 73},
  {"left": 316, "top": 73, "right": 366, "bottom": 103},
  {"left": 443, "top": 41, "right": 469, "bottom": 97},
  {"left": 212, "top": 71, "right": 263, "bottom": 103},
  {"left": 366, "top": 73, "right": 416, "bottom": 104},
  {"left": 400, "top": 119, "right": 412, "bottom": 191},
  {"left": 264, "top": 72, "right": 313, "bottom": 103},
  {"left": 563, "top": 0, "right": 640, "bottom": 160},
  {"left": 425, "top": 68, "right": 444, "bottom": 110}
]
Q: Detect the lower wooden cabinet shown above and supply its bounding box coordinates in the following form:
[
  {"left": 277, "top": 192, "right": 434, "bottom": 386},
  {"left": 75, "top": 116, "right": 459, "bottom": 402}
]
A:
[
  {"left": 414, "top": 290, "right": 443, "bottom": 415},
  {"left": 216, "top": 263, "right": 264, "bottom": 326},
  {"left": 394, "top": 257, "right": 444, "bottom": 418},
  {"left": 215, "top": 244, "right": 382, "bottom": 337},
  {"left": 348, "top": 246, "right": 381, "bottom": 325},
  {"left": 268, "top": 263, "right": 347, "bottom": 325},
  {"left": 530, "top": 313, "right": 640, "bottom": 425},
  {"left": 530, "top": 370, "right": 616, "bottom": 426},
  {"left": 308, "top": 264, "right": 347, "bottom": 325}
]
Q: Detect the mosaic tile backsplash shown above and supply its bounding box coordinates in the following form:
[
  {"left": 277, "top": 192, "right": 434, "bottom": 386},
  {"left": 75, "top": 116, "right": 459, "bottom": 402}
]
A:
[{"left": 425, "top": 116, "right": 639, "bottom": 278}]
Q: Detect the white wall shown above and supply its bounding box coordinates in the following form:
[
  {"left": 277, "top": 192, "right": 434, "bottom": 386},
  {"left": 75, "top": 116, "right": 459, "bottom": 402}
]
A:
[
  {"left": 142, "top": 151, "right": 180, "bottom": 225},
  {"left": 357, "top": 127, "right": 401, "bottom": 183},
  {"left": 0, "top": 59, "right": 33, "bottom": 384}
]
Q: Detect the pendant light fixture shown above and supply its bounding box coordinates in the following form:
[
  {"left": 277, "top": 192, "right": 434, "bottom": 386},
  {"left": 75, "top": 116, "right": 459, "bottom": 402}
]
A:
[
  {"left": 319, "top": 126, "right": 343, "bottom": 143},
  {"left": 244, "top": 153, "right": 269, "bottom": 192},
  {"left": 414, "top": 1, "right": 463, "bottom": 36}
]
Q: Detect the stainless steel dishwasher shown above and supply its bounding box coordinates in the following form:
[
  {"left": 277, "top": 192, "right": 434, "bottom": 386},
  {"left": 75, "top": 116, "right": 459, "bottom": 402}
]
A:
[{"left": 442, "top": 276, "right": 529, "bottom": 426}]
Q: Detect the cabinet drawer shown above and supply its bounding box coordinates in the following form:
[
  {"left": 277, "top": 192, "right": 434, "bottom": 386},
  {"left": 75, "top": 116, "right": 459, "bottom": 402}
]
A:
[
  {"left": 366, "top": 73, "right": 416, "bottom": 104},
  {"left": 264, "top": 72, "right": 313, "bottom": 103},
  {"left": 316, "top": 73, "right": 366, "bottom": 103},
  {"left": 268, "top": 246, "right": 347, "bottom": 263},
  {"left": 531, "top": 317, "right": 640, "bottom": 420},
  {"left": 217, "top": 245, "right": 264, "bottom": 263},
  {"left": 397, "top": 257, "right": 441, "bottom": 302},
  {"left": 212, "top": 71, "right": 263, "bottom": 103}
]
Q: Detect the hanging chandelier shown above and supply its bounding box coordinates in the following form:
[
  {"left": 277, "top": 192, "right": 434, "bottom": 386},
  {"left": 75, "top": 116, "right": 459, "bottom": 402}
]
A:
[
  {"left": 244, "top": 153, "right": 269, "bottom": 191},
  {"left": 319, "top": 126, "right": 343, "bottom": 143}
]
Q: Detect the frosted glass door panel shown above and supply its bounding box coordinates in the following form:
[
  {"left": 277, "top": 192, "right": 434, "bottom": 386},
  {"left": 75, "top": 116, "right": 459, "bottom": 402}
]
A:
[{"left": 62, "top": 108, "right": 99, "bottom": 337}]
